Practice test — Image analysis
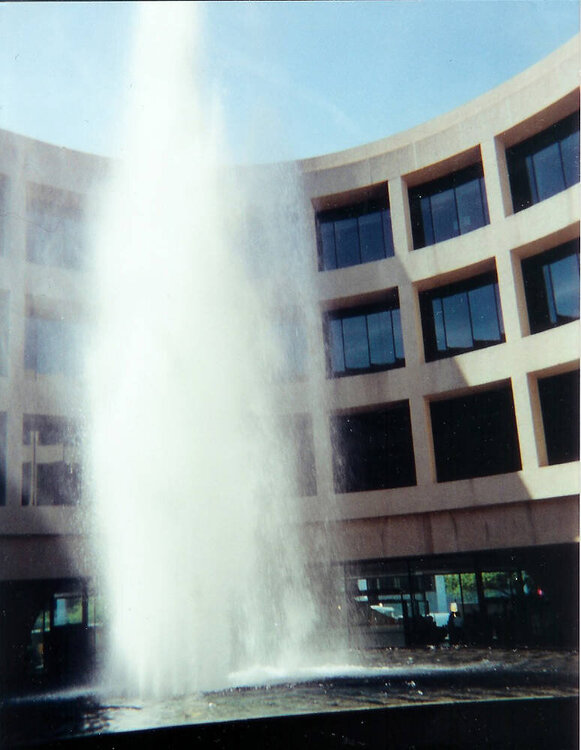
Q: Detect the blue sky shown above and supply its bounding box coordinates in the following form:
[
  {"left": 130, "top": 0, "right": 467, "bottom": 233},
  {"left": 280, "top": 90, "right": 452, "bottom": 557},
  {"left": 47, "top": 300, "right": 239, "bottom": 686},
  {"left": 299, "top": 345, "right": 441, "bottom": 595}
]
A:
[{"left": 0, "top": 1, "right": 578, "bottom": 164}]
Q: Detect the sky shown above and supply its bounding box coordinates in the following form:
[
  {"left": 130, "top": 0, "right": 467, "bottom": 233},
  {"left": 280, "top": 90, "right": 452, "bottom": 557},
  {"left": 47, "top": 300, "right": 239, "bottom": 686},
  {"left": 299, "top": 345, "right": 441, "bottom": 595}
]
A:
[{"left": 0, "top": 1, "right": 578, "bottom": 164}]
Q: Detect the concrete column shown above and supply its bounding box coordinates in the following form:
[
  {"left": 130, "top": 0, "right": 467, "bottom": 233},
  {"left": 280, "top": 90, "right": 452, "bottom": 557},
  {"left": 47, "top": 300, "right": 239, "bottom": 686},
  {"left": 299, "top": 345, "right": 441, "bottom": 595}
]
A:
[
  {"left": 481, "top": 138, "right": 513, "bottom": 222},
  {"left": 495, "top": 248, "right": 527, "bottom": 343},
  {"left": 388, "top": 176, "right": 413, "bottom": 256},
  {"left": 408, "top": 394, "right": 435, "bottom": 487},
  {"left": 397, "top": 282, "right": 423, "bottom": 369},
  {"left": 511, "top": 373, "right": 542, "bottom": 471},
  {"left": 524, "top": 373, "right": 549, "bottom": 467},
  {"left": 311, "top": 403, "right": 336, "bottom": 504}
]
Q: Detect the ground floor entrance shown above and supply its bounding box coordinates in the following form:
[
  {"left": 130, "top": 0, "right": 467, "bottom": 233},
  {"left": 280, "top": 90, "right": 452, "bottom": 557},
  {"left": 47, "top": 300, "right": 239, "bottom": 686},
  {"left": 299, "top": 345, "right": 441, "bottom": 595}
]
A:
[
  {"left": 1, "top": 542, "right": 577, "bottom": 693},
  {"left": 342, "top": 543, "right": 578, "bottom": 649}
]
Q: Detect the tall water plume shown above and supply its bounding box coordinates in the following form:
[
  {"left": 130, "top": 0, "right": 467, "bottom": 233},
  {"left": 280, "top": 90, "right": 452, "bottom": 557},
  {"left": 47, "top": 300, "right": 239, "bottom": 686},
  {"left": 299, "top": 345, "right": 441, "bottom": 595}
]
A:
[{"left": 87, "top": 4, "right": 340, "bottom": 697}]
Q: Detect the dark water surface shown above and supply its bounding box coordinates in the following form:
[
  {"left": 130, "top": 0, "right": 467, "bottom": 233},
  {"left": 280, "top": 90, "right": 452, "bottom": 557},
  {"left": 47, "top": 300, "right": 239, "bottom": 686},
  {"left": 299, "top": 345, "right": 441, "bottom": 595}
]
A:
[{"left": 2, "top": 648, "right": 578, "bottom": 748}]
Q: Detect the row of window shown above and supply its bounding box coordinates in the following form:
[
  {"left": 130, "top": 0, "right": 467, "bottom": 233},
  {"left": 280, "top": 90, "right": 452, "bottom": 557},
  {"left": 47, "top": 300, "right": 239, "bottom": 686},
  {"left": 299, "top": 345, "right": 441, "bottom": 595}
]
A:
[
  {"left": 21, "top": 414, "right": 81, "bottom": 507},
  {"left": 0, "top": 238, "right": 572, "bottom": 381},
  {"left": 0, "top": 414, "right": 80, "bottom": 506},
  {"left": 0, "top": 179, "right": 85, "bottom": 270},
  {"left": 0, "top": 113, "right": 578, "bottom": 275},
  {"left": 325, "top": 291, "right": 405, "bottom": 376},
  {"left": 323, "top": 240, "right": 579, "bottom": 377},
  {"left": 26, "top": 191, "right": 85, "bottom": 270},
  {"left": 0, "top": 368, "right": 575, "bottom": 506},
  {"left": 0, "top": 309, "right": 81, "bottom": 377},
  {"left": 331, "top": 371, "right": 579, "bottom": 494},
  {"left": 317, "top": 112, "right": 580, "bottom": 271}
]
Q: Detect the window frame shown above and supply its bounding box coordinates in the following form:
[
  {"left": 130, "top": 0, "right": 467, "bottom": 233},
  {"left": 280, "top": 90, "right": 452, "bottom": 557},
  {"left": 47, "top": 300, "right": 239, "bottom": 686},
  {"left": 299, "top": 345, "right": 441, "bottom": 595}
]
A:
[
  {"left": 331, "top": 403, "right": 417, "bottom": 494},
  {"left": 419, "top": 270, "right": 505, "bottom": 362},
  {"left": 430, "top": 385, "right": 522, "bottom": 483},
  {"left": 25, "top": 187, "right": 86, "bottom": 270},
  {"left": 409, "top": 162, "right": 490, "bottom": 249},
  {"left": 324, "top": 292, "right": 405, "bottom": 378},
  {"left": 506, "top": 111, "right": 580, "bottom": 213},
  {"left": 24, "top": 314, "right": 81, "bottom": 376},
  {"left": 316, "top": 197, "right": 394, "bottom": 271},
  {"left": 21, "top": 414, "right": 82, "bottom": 506},
  {"left": 521, "top": 240, "right": 580, "bottom": 335},
  {"left": 537, "top": 369, "right": 580, "bottom": 466}
]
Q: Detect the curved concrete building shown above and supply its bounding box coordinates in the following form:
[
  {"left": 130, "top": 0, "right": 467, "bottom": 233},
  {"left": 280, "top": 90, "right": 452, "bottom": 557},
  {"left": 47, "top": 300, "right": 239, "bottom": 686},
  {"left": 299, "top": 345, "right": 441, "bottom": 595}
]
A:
[
  {"left": 297, "top": 35, "right": 579, "bottom": 650},
  {"left": 0, "top": 36, "right": 578, "bottom": 686}
]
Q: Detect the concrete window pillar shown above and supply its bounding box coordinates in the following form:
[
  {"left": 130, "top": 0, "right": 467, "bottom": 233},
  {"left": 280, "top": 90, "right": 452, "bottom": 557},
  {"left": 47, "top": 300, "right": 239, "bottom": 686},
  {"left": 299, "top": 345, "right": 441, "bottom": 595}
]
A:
[
  {"left": 495, "top": 248, "right": 528, "bottom": 343},
  {"left": 397, "top": 283, "right": 423, "bottom": 369},
  {"left": 310, "top": 406, "right": 337, "bottom": 501},
  {"left": 511, "top": 373, "right": 544, "bottom": 470},
  {"left": 388, "top": 176, "right": 413, "bottom": 257},
  {"left": 525, "top": 373, "right": 549, "bottom": 467},
  {"left": 481, "top": 138, "right": 514, "bottom": 222},
  {"left": 408, "top": 394, "right": 435, "bottom": 487}
]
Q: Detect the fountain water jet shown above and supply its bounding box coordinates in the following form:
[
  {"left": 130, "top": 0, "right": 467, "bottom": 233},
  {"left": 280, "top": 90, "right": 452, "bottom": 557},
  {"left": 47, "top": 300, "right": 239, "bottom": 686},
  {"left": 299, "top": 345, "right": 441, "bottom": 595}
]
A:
[{"left": 87, "top": 3, "right": 340, "bottom": 698}]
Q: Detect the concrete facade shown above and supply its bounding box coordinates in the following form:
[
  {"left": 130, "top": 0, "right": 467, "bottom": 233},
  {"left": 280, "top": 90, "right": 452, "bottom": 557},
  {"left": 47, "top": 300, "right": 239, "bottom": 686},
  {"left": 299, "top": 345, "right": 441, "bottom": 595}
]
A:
[
  {"left": 296, "top": 36, "right": 579, "bottom": 563},
  {"left": 0, "top": 132, "right": 106, "bottom": 584}
]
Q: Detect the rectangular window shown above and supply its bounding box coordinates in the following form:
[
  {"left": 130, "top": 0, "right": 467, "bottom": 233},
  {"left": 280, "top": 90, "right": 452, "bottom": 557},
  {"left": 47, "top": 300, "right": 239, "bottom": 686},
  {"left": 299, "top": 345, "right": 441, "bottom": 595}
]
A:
[
  {"left": 22, "top": 415, "right": 81, "bottom": 506},
  {"left": 325, "top": 293, "right": 405, "bottom": 377},
  {"left": 506, "top": 111, "right": 580, "bottom": 212},
  {"left": 53, "top": 594, "right": 83, "bottom": 627},
  {"left": 331, "top": 404, "right": 416, "bottom": 493},
  {"left": 26, "top": 186, "right": 85, "bottom": 269},
  {"left": 430, "top": 385, "right": 522, "bottom": 482},
  {"left": 522, "top": 240, "right": 580, "bottom": 334},
  {"left": 24, "top": 315, "right": 81, "bottom": 375},
  {"left": 420, "top": 271, "right": 505, "bottom": 361},
  {"left": 538, "top": 370, "right": 579, "bottom": 465},
  {"left": 409, "top": 163, "right": 489, "bottom": 249},
  {"left": 317, "top": 197, "right": 394, "bottom": 271}
]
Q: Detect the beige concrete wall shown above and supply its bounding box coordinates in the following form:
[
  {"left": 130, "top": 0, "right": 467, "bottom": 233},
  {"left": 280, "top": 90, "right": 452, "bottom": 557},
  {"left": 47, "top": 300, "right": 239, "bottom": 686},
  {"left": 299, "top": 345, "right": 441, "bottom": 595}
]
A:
[
  {"left": 296, "top": 36, "right": 580, "bottom": 560},
  {"left": 0, "top": 131, "right": 106, "bottom": 581},
  {"left": 310, "top": 496, "right": 579, "bottom": 562},
  {"left": 0, "top": 37, "right": 578, "bottom": 580}
]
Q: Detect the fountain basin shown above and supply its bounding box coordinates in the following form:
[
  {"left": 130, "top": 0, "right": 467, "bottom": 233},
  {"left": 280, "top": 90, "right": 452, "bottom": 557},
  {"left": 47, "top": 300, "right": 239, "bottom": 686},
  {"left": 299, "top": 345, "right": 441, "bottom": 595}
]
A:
[{"left": 3, "top": 648, "right": 577, "bottom": 748}]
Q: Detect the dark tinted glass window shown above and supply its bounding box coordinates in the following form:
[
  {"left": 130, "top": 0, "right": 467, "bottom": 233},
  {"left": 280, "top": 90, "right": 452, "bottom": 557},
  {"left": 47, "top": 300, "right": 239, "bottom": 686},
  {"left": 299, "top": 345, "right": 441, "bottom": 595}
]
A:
[
  {"left": 317, "top": 198, "right": 394, "bottom": 271},
  {"left": 522, "top": 240, "right": 580, "bottom": 334},
  {"left": 420, "top": 271, "right": 505, "bottom": 361},
  {"left": 430, "top": 188, "right": 458, "bottom": 243},
  {"left": 538, "top": 370, "right": 580, "bottom": 465},
  {"left": 430, "top": 386, "right": 522, "bottom": 482},
  {"left": 21, "top": 415, "right": 82, "bottom": 506},
  {"left": 24, "top": 316, "right": 81, "bottom": 375},
  {"left": 26, "top": 188, "right": 85, "bottom": 270},
  {"left": 331, "top": 404, "right": 416, "bottom": 493},
  {"left": 561, "top": 128, "right": 580, "bottom": 186},
  {"left": 507, "top": 111, "right": 580, "bottom": 212},
  {"left": 22, "top": 415, "right": 80, "bottom": 447},
  {"left": 455, "top": 177, "right": 488, "bottom": 235},
  {"left": 325, "top": 294, "right": 405, "bottom": 377},
  {"left": 35, "top": 463, "right": 81, "bottom": 506},
  {"left": 410, "top": 163, "right": 489, "bottom": 249}
]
